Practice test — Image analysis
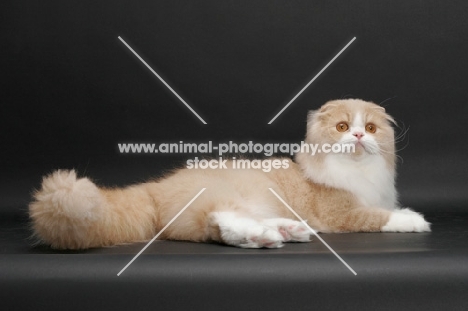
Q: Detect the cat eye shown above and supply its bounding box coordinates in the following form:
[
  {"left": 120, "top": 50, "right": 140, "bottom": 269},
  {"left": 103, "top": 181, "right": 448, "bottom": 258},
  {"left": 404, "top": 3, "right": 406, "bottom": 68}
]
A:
[
  {"left": 336, "top": 122, "right": 349, "bottom": 132},
  {"left": 365, "top": 123, "right": 377, "bottom": 133}
]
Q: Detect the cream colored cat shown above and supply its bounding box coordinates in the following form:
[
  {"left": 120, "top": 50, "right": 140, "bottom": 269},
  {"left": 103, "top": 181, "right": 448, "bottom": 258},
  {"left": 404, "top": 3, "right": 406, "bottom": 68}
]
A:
[{"left": 29, "top": 99, "right": 430, "bottom": 249}]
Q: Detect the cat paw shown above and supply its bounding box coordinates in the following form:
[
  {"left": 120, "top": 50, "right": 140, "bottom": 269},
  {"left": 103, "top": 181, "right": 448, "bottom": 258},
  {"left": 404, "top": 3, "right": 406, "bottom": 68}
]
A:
[
  {"left": 211, "top": 212, "right": 285, "bottom": 248},
  {"left": 238, "top": 227, "right": 285, "bottom": 249},
  {"left": 262, "top": 218, "right": 311, "bottom": 242},
  {"left": 382, "top": 208, "right": 431, "bottom": 232}
]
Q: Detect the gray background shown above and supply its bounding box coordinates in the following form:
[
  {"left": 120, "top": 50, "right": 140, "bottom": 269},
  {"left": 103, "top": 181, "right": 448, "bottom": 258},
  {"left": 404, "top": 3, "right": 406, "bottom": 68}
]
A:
[{"left": 2, "top": 0, "right": 468, "bottom": 214}]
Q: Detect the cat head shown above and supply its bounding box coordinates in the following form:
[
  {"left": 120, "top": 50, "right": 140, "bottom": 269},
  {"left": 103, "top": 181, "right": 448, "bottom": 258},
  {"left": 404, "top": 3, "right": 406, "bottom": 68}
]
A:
[{"left": 304, "top": 99, "right": 396, "bottom": 166}]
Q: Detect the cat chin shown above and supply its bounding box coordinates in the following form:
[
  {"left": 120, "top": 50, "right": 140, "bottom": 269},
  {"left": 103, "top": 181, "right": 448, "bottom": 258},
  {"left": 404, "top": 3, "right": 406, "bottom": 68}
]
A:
[
  {"left": 360, "top": 142, "right": 381, "bottom": 155},
  {"left": 295, "top": 151, "right": 397, "bottom": 210},
  {"left": 352, "top": 146, "right": 379, "bottom": 159}
]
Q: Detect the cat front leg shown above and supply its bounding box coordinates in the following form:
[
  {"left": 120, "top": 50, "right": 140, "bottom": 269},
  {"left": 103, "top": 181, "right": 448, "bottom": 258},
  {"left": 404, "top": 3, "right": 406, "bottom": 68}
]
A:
[
  {"left": 382, "top": 208, "right": 431, "bottom": 232},
  {"left": 321, "top": 206, "right": 431, "bottom": 233}
]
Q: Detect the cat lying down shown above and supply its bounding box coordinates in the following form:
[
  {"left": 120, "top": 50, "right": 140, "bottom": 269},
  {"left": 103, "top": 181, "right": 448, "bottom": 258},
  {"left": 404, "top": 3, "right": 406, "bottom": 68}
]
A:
[{"left": 29, "top": 99, "right": 430, "bottom": 249}]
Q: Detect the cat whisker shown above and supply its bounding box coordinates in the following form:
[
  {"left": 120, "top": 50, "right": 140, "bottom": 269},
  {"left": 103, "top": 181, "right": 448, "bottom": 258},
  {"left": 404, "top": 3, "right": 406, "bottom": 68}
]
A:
[
  {"left": 379, "top": 96, "right": 397, "bottom": 107},
  {"left": 376, "top": 147, "right": 404, "bottom": 163},
  {"left": 395, "top": 126, "right": 410, "bottom": 141}
]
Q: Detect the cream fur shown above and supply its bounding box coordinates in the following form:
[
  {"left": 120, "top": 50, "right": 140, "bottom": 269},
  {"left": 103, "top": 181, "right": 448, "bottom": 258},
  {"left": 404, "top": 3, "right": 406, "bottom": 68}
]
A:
[{"left": 29, "top": 99, "right": 430, "bottom": 249}]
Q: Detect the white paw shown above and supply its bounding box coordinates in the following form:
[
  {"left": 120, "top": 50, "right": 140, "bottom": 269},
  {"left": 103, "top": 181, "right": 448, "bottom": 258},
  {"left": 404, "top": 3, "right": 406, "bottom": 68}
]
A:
[
  {"left": 211, "top": 212, "right": 285, "bottom": 248},
  {"left": 382, "top": 208, "right": 431, "bottom": 232},
  {"left": 238, "top": 227, "right": 285, "bottom": 249},
  {"left": 262, "top": 218, "right": 311, "bottom": 242}
]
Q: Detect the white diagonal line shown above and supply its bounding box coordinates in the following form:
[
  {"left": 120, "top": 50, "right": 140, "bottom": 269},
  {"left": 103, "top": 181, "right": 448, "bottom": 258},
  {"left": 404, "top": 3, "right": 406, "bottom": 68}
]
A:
[
  {"left": 117, "top": 188, "right": 206, "bottom": 276},
  {"left": 118, "top": 36, "right": 207, "bottom": 124},
  {"left": 269, "top": 188, "right": 357, "bottom": 276},
  {"left": 268, "top": 37, "right": 356, "bottom": 124}
]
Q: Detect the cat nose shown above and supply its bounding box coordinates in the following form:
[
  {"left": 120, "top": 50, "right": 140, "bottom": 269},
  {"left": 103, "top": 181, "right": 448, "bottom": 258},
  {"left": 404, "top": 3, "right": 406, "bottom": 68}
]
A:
[{"left": 353, "top": 132, "right": 364, "bottom": 139}]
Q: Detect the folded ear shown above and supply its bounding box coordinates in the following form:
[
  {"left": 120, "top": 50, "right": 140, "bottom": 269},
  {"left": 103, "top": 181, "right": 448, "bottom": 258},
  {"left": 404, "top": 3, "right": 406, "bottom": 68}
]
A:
[
  {"left": 386, "top": 114, "right": 397, "bottom": 126},
  {"left": 306, "top": 109, "right": 320, "bottom": 132},
  {"left": 319, "top": 101, "right": 338, "bottom": 113},
  {"left": 371, "top": 104, "right": 396, "bottom": 125},
  {"left": 375, "top": 106, "right": 386, "bottom": 112},
  {"left": 307, "top": 109, "right": 318, "bottom": 124},
  {"left": 307, "top": 101, "right": 337, "bottom": 130}
]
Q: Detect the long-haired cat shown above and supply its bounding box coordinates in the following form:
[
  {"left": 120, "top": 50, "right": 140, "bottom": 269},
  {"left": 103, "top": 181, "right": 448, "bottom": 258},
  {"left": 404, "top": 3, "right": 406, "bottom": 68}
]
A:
[{"left": 29, "top": 99, "right": 430, "bottom": 249}]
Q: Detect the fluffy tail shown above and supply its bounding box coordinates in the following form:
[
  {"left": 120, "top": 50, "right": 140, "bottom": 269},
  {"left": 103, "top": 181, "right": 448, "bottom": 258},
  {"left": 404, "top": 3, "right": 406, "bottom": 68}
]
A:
[{"left": 29, "top": 170, "right": 158, "bottom": 249}]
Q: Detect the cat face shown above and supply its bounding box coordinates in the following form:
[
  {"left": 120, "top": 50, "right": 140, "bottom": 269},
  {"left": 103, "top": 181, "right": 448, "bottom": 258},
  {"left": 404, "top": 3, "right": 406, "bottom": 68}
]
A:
[{"left": 306, "top": 99, "right": 395, "bottom": 161}]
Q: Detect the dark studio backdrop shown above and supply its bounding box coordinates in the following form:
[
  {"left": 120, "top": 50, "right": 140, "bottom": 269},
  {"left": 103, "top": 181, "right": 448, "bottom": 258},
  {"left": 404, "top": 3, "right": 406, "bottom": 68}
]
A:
[{"left": 2, "top": 0, "right": 468, "bottom": 216}]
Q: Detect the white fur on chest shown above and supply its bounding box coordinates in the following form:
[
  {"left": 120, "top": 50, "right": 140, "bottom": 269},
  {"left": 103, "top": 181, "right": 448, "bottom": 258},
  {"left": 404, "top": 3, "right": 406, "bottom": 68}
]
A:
[{"left": 303, "top": 154, "right": 396, "bottom": 209}]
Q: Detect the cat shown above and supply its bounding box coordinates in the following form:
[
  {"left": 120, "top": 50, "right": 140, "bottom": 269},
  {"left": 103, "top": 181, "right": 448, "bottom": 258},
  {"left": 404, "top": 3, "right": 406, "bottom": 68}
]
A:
[{"left": 29, "top": 99, "right": 430, "bottom": 249}]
